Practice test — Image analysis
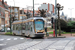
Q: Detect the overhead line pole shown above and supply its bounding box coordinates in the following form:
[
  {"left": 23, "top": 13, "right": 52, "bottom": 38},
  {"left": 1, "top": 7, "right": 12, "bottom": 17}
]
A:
[
  {"left": 33, "top": 0, "right": 34, "bottom": 17},
  {"left": 55, "top": 0, "right": 57, "bottom": 37},
  {"left": 13, "top": 0, "right": 15, "bottom": 7}
]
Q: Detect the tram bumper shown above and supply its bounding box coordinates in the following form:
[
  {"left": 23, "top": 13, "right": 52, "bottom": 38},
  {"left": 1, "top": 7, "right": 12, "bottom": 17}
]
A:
[{"left": 35, "top": 33, "right": 45, "bottom": 37}]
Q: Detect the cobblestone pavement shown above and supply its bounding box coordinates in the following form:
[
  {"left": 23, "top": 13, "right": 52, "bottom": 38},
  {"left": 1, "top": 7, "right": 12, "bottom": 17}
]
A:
[{"left": 2, "top": 38, "right": 75, "bottom": 50}]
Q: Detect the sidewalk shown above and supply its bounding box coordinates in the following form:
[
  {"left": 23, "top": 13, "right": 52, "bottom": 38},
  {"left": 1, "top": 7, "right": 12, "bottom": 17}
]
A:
[
  {"left": 61, "top": 33, "right": 75, "bottom": 37},
  {"left": 0, "top": 32, "right": 6, "bottom": 35},
  {"left": 47, "top": 30, "right": 75, "bottom": 38},
  {"left": 48, "top": 33, "right": 75, "bottom": 38}
]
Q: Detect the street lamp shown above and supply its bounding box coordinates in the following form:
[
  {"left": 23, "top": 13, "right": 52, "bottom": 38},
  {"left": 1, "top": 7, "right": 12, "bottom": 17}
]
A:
[
  {"left": 68, "top": 8, "right": 74, "bottom": 21},
  {"left": 13, "top": 0, "right": 15, "bottom": 6},
  {"left": 56, "top": 3, "right": 63, "bottom": 36}
]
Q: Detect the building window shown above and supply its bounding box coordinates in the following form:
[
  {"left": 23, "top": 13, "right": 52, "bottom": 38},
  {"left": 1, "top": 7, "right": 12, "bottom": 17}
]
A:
[
  {"left": 7, "top": 20, "right": 9, "bottom": 24},
  {"left": 20, "top": 16, "right": 26, "bottom": 20},
  {"left": 15, "top": 13, "right": 18, "bottom": 17},
  {"left": 22, "top": 16, "right": 24, "bottom": 19},
  {"left": 14, "top": 8, "right": 18, "bottom": 12},
  {"left": 20, "top": 16, "right": 22, "bottom": 19}
]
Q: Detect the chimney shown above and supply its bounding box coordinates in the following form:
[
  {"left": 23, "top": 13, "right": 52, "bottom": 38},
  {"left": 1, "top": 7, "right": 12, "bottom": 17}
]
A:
[
  {"left": 5, "top": 1, "right": 7, "bottom": 4},
  {"left": 43, "top": 3, "right": 46, "bottom": 4}
]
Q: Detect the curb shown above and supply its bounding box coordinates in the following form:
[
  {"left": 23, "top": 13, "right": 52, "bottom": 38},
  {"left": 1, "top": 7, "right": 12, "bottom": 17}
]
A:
[{"left": 47, "top": 36, "right": 66, "bottom": 39}]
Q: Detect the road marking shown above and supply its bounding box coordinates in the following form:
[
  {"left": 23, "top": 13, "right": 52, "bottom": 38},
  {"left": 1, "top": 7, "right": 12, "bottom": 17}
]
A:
[
  {"left": 48, "top": 49, "right": 56, "bottom": 50},
  {"left": 7, "top": 38, "right": 11, "bottom": 40},
  {"left": 0, "top": 39, "right": 4, "bottom": 41},
  {"left": 20, "top": 38, "right": 24, "bottom": 40},
  {"left": 0, "top": 38, "right": 25, "bottom": 41},
  {"left": 12, "top": 49, "right": 18, "bottom": 50},
  {"left": 27, "top": 48, "right": 40, "bottom": 50},
  {"left": 32, "top": 49, "right": 39, "bottom": 50},
  {"left": 14, "top": 38, "right": 18, "bottom": 40},
  {"left": 0, "top": 44, "right": 6, "bottom": 46}
]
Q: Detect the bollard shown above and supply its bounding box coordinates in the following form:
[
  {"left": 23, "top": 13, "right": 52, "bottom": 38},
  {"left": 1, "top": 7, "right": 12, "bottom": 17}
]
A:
[{"left": 53, "top": 30, "right": 55, "bottom": 37}]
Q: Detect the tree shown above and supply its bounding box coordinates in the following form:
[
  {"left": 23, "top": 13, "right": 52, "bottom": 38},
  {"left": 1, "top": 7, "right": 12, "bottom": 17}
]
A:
[
  {"left": 57, "top": 20, "right": 75, "bottom": 32},
  {"left": 57, "top": 19, "right": 67, "bottom": 31},
  {"left": 66, "top": 21, "right": 75, "bottom": 32},
  {"left": 26, "top": 12, "right": 31, "bottom": 19},
  {"left": 39, "top": 9, "right": 46, "bottom": 17}
]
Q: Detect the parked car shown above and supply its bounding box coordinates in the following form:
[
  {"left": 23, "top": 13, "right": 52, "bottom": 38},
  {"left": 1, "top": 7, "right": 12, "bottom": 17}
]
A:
[{"left": 0, "top": 29, "right": 4, "bottom": 32}]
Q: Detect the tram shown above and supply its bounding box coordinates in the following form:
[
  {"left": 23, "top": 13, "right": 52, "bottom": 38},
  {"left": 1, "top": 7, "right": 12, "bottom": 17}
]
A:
[{"left": 12, "top": 17, "right": 46, "bottom": 37}]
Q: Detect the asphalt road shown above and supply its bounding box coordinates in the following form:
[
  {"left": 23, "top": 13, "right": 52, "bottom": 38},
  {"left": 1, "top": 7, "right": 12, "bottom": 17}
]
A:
[
  {"left": 0, "top": 35, "right": 31, "bottom": 50},
  {"left": 1, "top": 35, "right": 75, "bottom": 50}
]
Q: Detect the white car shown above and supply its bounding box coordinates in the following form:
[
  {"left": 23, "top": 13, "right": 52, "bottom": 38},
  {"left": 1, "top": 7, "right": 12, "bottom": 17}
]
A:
[{"left": 7, "top": 28, "right": 10, "bottom": 32}]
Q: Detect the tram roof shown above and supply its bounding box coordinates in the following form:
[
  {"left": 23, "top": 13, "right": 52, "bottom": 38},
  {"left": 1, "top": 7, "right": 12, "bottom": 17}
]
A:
[{"left": 12, "top": 17, "right": 45, "bottom": 23}]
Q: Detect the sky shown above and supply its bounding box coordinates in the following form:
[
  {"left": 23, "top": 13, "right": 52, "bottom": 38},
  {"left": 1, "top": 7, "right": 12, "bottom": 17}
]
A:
[{"left": 4, "top": 0, "right": 75, "bottom": 18}]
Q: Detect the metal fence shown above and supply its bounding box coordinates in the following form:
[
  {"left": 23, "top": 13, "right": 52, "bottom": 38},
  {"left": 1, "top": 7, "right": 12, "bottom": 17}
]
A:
[{"left": 71, "top": 29, "right": 75, "bottom": 36}]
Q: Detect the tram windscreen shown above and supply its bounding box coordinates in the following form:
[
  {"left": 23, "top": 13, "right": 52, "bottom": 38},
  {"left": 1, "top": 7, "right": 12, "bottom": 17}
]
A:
[{"left": 35, "top": 21, "right": 44, "bottom": 32}]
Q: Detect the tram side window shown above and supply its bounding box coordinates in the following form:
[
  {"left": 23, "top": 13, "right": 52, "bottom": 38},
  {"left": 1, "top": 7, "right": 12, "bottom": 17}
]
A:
[
  {"left": 25, "top": 24, "right": 26, "bottom": 30},
  {"left": 25, "top": 25, "right": 28, "bottom": 30},
  {"left": 19, "top": 24, "right": 21, "bottom": 30},
  {"left": 16, "top": 24, "right": 19, "bottom": 30},
  {"left": 13, "top": 25, "right": 15, "bottom": 30},
  {"left": 25, "top": 24, "right": 29, "bottom": 31},
  {"left": 22, "top": 24, "right": 25, "bottom": 30},
  {"left": 28, "top": 25, "right": 30, "bottom": 30},
  {"left": 18, "top": 24, "right": 21, "bottom": 30},
  {"left": 31, "top": 27, "right": 32, "bottom": 31}
]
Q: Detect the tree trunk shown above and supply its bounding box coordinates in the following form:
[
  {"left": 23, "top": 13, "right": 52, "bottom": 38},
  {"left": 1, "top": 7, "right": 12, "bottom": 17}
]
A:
[{"left": 58, "top": 8, "right": 61, "bottom": 36}]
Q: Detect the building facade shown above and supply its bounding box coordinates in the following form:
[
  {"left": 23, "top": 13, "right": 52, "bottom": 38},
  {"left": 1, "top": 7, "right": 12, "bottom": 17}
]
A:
[
  {"left": 38, "top": 3, "right": 54, "bottom": 13},
  {"left": 9, "top": 7, "right": 20, "bottom": 22},
  {"left": 0, "top": 0, "right": 9, "bottom": 30},
  {"left": 38, "top": 3, "right": 55, "bottom": 28},
  {"left": 5, "top": 9, "right": 9, "bottom": 28},
  {"left": 20, "top": 10, "right": 27, "bottom": 20}
]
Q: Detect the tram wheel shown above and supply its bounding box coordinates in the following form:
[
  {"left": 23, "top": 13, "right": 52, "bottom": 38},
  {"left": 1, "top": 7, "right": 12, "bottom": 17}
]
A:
[
  {"left": 22, "top": 33, "right": 25, "bottom": 37},
  {"left": 28, "top": 34, "right": 30, "bottom": 38},
  {"left": 12, "top": 33, "right": 16, "bottom": 35}
]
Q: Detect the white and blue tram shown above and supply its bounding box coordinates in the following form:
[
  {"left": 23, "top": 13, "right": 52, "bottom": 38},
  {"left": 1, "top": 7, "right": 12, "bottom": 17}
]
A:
[{"left": 12, "top": 17, "right": 46, "bottom": 37}]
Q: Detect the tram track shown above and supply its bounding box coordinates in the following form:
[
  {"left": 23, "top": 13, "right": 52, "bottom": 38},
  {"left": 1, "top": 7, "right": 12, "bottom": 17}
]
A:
[{"left": 27, "top": 39, "right": 59, "bottom": 50}]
